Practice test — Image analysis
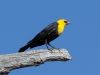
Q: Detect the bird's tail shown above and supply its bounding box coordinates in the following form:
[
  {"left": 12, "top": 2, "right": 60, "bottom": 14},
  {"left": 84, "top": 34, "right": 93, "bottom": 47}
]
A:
[{"left": 18, "top": 44, "right": 30, "bottom": 52}]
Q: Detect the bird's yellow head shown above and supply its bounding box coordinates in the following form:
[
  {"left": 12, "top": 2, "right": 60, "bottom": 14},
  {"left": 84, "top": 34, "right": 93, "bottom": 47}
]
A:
[{"left": 57, "top": 19, "right": 70, "bottom": 27}]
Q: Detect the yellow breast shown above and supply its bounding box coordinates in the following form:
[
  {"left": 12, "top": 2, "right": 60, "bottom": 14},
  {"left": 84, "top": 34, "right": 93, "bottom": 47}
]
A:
[{"left": 57, "top": 24, "right": 65, "bottom": 35}]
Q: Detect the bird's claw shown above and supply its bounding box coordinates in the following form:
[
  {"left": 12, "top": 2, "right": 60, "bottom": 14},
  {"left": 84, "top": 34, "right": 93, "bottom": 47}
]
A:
[
  {"left": 47, "top": 48, "right": 60, "bottom": 53},
  {"left": 51, "top": 48, "right": 60, "bottom": 51},
  {"left": 51, "top": 48, "right": 58, "bottom": 50}
]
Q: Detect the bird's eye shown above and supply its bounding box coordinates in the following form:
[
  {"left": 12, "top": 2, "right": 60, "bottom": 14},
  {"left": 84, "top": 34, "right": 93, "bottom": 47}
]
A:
[{"left": 64, "top": 21, "right": 67, "bottom": 23}]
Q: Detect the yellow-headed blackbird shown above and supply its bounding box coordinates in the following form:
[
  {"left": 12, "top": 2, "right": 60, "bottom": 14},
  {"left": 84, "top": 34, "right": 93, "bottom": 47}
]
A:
[{"left": 18, "top": 19, "right": 70, "bottom": 52}]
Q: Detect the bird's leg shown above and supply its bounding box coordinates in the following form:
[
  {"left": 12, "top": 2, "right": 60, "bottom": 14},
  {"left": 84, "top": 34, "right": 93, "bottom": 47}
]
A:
[
  {"left": 48, "top": 43, "right": 55, "bottom": 48},
  {"left": 45, "top": 39, "right": 51, "bottom": 50},
  {"left": 48, "top": 43, "right": 60, "bottom": 51}
]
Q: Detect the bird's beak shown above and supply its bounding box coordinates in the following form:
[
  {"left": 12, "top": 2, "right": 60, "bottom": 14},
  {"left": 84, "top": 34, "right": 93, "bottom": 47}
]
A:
[{"left": 67, "top": 22, "right": 70, "bottom": 25}]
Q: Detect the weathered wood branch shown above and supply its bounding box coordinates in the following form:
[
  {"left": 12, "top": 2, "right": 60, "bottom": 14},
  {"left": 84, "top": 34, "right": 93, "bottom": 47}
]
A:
[{"left": 0, "top": 48, "right": 72, "bottom": 75}]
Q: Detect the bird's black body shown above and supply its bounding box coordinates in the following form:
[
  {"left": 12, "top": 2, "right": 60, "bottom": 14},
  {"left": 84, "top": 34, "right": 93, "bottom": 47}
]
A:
[{"left": 18, "top": 22, "right": 59, "bottom": 52}]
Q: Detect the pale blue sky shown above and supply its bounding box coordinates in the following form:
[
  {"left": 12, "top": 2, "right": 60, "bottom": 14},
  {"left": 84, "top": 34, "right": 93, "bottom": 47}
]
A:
[{"left": 0, "top": 0, "right": 100, "bottom": 75}]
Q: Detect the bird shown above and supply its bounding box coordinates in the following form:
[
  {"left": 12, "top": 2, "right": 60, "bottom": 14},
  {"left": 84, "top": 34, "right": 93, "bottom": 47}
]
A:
[{"left": 18, "top": 19, "right": 70, "bottom": 52}]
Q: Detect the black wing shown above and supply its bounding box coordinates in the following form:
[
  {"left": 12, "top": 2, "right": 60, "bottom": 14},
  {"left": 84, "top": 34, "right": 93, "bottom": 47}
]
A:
[{"left": 27, "top": 22, "right": 58, "bottom": 44}]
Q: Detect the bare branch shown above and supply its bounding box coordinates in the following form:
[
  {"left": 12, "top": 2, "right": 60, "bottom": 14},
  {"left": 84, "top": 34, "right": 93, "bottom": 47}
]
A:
[{"left": 0, "top": 48, "right": 72, "bottom": 75}]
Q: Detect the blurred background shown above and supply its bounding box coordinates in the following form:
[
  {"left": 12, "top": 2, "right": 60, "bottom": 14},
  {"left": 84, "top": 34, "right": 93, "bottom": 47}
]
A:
[{"left": 0, "top": 0, "right": 100, "bottom": 75}]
